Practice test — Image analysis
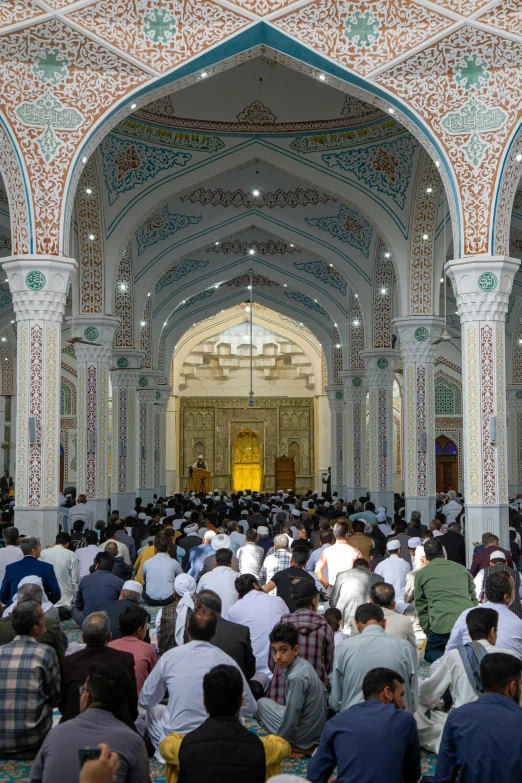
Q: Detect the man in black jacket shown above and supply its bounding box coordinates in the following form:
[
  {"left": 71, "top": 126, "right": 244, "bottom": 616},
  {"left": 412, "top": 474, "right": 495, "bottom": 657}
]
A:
[
  {"left": 194, "top": 589, "right": 256, "bottom": 681},
  {"left": 437, "top": 521, "right": 466, "bottom": 566},
  {"left": 168, "top": 664, "right": 267, "bottom": 783}
]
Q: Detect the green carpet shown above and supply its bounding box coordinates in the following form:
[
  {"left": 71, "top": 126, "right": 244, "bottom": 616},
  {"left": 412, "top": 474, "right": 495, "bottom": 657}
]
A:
[{"left": 0, "top": 615, "right": 437, "bottom": 781}]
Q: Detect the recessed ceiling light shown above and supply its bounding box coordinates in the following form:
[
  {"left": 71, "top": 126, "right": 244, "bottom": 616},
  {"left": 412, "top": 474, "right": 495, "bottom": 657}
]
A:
[
  {"left": 388, "top": 108, "right": 394, "bottom": 114},
  {"left": 422, "top": 233, "right": 429, "bottom": 240},
  {"left": 245, "top": 306, "right": 250, "bottom": 312},
  {"left": 147, "top": 292, "right": 150, "bottom": 297},
  {"left": 380, "top": 287, "right": 387, "bottom": 295},
  {"left": 10, "top": 320, "right": 14, "bottom": 324},
  {"left": 329, "top": 264, "right": 333, "bottom": 268},
  {"left": 384, "top": 252, "right": 390, "bottom": 258},
  {"left": 82, "top": 156, "right": 87, "bottom": 164},
  {"left": 314, "top": 299, "right": 317, "bottom": 302},
  {"left": 1, "top": 337, "right": 6, "bottom": 343},
  {"left": 435, "top": 161, "right": 440, "bottom": 167},
  {"left": 253, "top": 189, "right": 260, "bottom": 197},
  {"left": 119, "top": 283, "right": 126, "bottom": 291},
  {"left": 290, "top": 244, "right": 294, "bottom": 248},
  {"left": 215, "top": 284, "right": 219, "bottom": 289},
  {"left": 319, "top": 73, "right": 326, "bottom": 81},
  {"left": 85, "top": 188, "right": 92, "bottom": 195},
  {"left": 354, "top": 293, "right": 359, "bottom": 298},
  {"left": 283, "top": 284, "right": 287, "bottom": 287},
  {"left": 4, "top": 358, "right": 7, "bottom": 362},
  {"left": 299, "top": 322, "right": 303, "bottom": 326},
  {"left": 517, "top": 154, "right": 522, "bottom": 163},
  {"left": 182, "top": 300, "right": 186, "bottom": 304},
  {"left": 140, "top": 321, "right": 146, "bottom": 327},
  {"left": 164, "top": 321, "right": 168, "bottom": 326},
  {"left": 247, "top": 285, "right": 252, "bottom": 290},
  {"left": 353, "top": 319, "right": 360, "bottom": 327},
  {"left": 249, "top": 249, "right": 255, "bottom": 255},
  {"left": 130, "top": 103, "right": 137, "bottom": 109},
  {"left": 215, "top": 241, "right": 219, "bottom": 246},
  {"left": 221, "top": 309, "right": 224, "bottom": 312},
  {"left": 88, "top": 234, "right": 95, "bottom": 241},
  {"left": 243, "top": 334, "right": 249, "bottom": 340},
  {"left": 335, "top": 343, "right": 341, "bottom": 348},
  {"left": 518, "top": 338, "right": 522, "bottom": 345},
  {"left": 426, "top": 187, "right": 432, "bottom": 193},
  {"left": 201, "top": 71, "right": 208, "bottom": 78},
  {"left": 440, "top": 277, "right": 444, "bottom": 283}
]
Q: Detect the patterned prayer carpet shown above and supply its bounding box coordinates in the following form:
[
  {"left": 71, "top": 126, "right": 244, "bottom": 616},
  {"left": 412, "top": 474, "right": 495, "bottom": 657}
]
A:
[{"left": 0, "top": 615, "right": 437, "bottom": 781}]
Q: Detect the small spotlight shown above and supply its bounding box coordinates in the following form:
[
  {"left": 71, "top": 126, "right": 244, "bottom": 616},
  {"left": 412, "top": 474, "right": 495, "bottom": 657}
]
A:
[
  {"left": 380, "top": 287, "right": 387, "bottom": 295},
  {"left": 283, "top": 284, "right": 287, "bottom": 287},
  {"left": 384, "top": 251, "right": 390, "bottom": 258},
  {"left": 353, "top": 319, "right": 360, "bottom": 327},
  {"left": 388, "top": 107, "right": 394, "bottom": 114},
  {"left": 314, "top": 299, "right": 317, "bottom": 302},
  {"left": 10, "top": 320, "right": 14, "bottom": 324},
  {"left": 243, "top": 334, "right": 249, "bottom": 341},
  {"left": 1, "top": 337, "right": 6, "bottom": 343},
  {"left": 82, "top": 156, "right": 87, "bottom": 163},
  {"left": 319, "top": 73, "right": 326, "bottom": 81},
  {"left": 119, "top": 283, "right": 126, "bottom": 291},
  {"left": 140, "top": 321, "right": 146, "bottom": 327},
  {"left": 335, "top": 343, "right": 341, "bottom": 348},
  {"left": 245, "top": 306, "right": 250, "bottom": 312},
  {"left": 221, "top": 309, "right": 224, "bottom": 312},
  {"left": 299, "top": 322, "right": 304, "bottom": 326},
  {"left": 334, "top": 323, "right": 338, "bottom": 327},
  {"left": 247, "top": 285, "right": 252, "bottom": 290},
  {"left": 88, "top": 233, "right": 95, "bottom": 241},
  {"left": 249, "top": 249, "right": 255, "bottom": 255},
  {"left": 290, "top": 244, "right": 294, "bottom": 248},
  {"left": 182, "top": 300, "right": 186, "bottom": 304},
  {"left": 147, "top": 292, "right": 151, "bottom": 297},
  {"left": 85, "top": 188, "right": 92, "bottom": 195},
  {"left": 517, "top": 154, "right": 522, "bottom": 163},
  {"left": 214, "top": 284, "right": 219, "bottom": 289},
  {"left": 422, "top": 233, "right": 429, "bottom": 240},
  {"left": 355, "top": 293, "right": 359, "bottom": 298},
  {"left": 329, "top": 264, "right": 333, "bottom": 268},
  {"left": 253, "top": 189, "right": 260, "bottom": 197},
  {"left": 164, "top": 321, "right": 168, "bottom": 326},
  {"left": 130, "top": 103, "right": 137, "bottom": 109},
  {"left": 435, "top": 161, "right": 440, "bottom": 167},
  {"left": 215, "top": 241, "right": 219, "bottom": 246},
  {"left": 440, "top": 277, "right": 444, "bottom": 283},
  {"left": 201, "top": 71, "right": 208, "bottom": 78},
  {"left": 426, "top": 187, "right": 432, "bottom": 193}
]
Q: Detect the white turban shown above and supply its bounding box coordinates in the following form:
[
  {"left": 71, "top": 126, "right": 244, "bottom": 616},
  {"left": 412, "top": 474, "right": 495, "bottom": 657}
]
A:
[
  {"left": 3, "top": 575, "right": 53, "bottom": 616},
  {"left": 174, "top": 574, "right": 197, "bottom": 646}
]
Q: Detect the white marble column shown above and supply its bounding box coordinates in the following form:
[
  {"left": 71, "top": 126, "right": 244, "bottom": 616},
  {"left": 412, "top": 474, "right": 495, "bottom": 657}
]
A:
[
  {"left": 340, "top": 370, "right": 367, "bottom": 501},
  {"left": 136, "top": 371, "right": 160, "bottom": 505},
  {"left": 154, "top": 387, "right": 171, "bottom": 500},
  {"left": 506, "top": 385, "right": 522, "bottom": 498},
  {"left": 360, "top": 349, "right": 398, "bottom": 512},
  {"left": 69, "top": 316, "right": 119, "bottom": 523},
  {"left": 447, "top": 256, "right": 519, "bottom": 554},
  {"left": 3, "top": 256, "right": 76, "bottom": 544},
  {"left": 325, "top": 386, "right": 345, "bottom": 497},
  {"left": 394, "top": 317, "right": 444, "bottom": 524},
  {"left": 110, "top": 349, "right": 144, "bottom": 519}
]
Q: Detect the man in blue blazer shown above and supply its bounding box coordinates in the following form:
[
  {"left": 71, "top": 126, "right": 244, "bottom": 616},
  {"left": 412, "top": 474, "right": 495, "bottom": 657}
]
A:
[{"left": 0, "top": 536, "right": 61, "bottom": 607}]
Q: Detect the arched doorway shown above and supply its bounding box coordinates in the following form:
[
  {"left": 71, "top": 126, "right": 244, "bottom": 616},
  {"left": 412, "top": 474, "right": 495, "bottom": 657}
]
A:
[
  {"left": 435, "top": 435, "right": 458, "bottom": 493},
  {"left": 232, "top": 428, "right": 262, "bottom": 492}
]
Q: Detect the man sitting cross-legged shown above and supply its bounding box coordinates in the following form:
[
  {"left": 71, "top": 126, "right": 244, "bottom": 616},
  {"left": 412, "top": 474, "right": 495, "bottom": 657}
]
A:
[
  {"left": 255, "top": 622, "right": 327, "bottom": 756},
  {"left": 159, "top": 664, "right": 290, "bottom": 783}
]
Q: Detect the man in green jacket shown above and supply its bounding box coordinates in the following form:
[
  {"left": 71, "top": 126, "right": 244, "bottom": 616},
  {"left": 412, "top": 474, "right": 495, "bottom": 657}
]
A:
[
  {"left": 414, "top": 538, "right": 477, "bottom": 662},
  {"left": 0, "top": 582, "right": 67, "bottom": 658}
]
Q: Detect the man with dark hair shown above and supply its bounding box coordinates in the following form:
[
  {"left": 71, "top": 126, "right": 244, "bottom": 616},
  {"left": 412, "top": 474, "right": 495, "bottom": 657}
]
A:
[
  {"left": 330, "top": 557, "right": 384, "bottom": 635},
  {"left": 114, "top": 519, "right": 136, "bottom": 562},
  {"left": 370, "top": 582, "right": 417, "bottom": 663},
  {"left": 194, "top": 590, "right": 256, "bottom": 679},
  {"left": 75, "top": 530, "right": 104, "bottom": 579},
  {"left": 470, "top": 532, "right": 513, "bottom": 576},
  {"left": 437, "top": 521, "right": 466, "bottom": 566},
  {"left": 0, "top": 525, "right": 22, "bottom": 585},
  {"left": 40, "top": 531, "right": 80, "bottom": 609},
  {"left": 142, "top": 534, "right": 181, "bottom": 606},
  {"left": 227, "top": 575, "right": 288, "bottom": 677},
  {"left": 0, "top": 536, "right": 61, "bottom": 607},
  {"left": 139, "top": 607, "right": 256, "bottom": 755},
  {"left": 315, "top": 522, "right": 362, "bottom": 594},
  {"left": 330, "top": 603, "right": 418, "bottom": 714},
  {"left": 446, "top": 571, "right": 522, "bottom": 659},
  {"left": 414, "top": 537, "right": 477, "bottom": 662},
  {"left": 196, "top": 548, "right": 238, "bottom": 614},
  {"left": 72, "top": 551, "right": 124, "bottom": 626},
  {"left": 59, "top": 611, "right": 138, "bottom": 729},
  {"left": 256, "top": 622, "right": 327, "bottom": 753},
  {"left": 159, "top": 664, "right": 289, "bottom": 783},
  {"left": 0, "top": 602, "right": 60, "bottom": 759},
  {"left": 32, "top": 663, "right": 150, "bottom": 783},
  {"left": 416, "top": 607, "right": 514, "bottom": 753},
  {"left": 308, "top": 667, "right": 421, "bottom": 783},
  {"left": 434, "top": 653, "right": 522, "bottom": 783},
  {"left": 108, "top": 604, "right": 157, "bottom": 693},
  {"left": 262, "top": 546, "right": 315, "bottom": 613},
  {"left": 267, "top": 579, "right": 334, "bottom": 705}
]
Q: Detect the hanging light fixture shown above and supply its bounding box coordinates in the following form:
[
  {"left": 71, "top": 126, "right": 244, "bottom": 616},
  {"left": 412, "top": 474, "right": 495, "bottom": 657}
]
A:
[{"left": 248, "top": 271, "right": 254, "bottom": 407}]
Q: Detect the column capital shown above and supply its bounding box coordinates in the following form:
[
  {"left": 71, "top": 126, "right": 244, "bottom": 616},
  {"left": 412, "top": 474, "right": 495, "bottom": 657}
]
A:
[
  {"left": 3, "top": 255, "right": 76, "bottom": 321},
  {"left": 339, "top": 370, "right": 367, "bottom": 400},
  {"left": 360, "top": 349, "right": 399, "bottom": 386},
  {"left": 447, "top": 255, "right": 519, "bottom": 322},
  {"left": 111, "top": 348, "right": 144, "bottom": 372},
  {"left": 110, "top": 367, "right": 141, "bottom": 388},
  {"left": 393, "top": 316, "right": 444, "bottom": 364},
  {"left": 507, "top": 385, "right": 522, "bottom": 410},
  {"left": 154, "top": 386, "right": 172, "bottom": 406},
  {"left": 136, "top": 370, "right": 161, "bottom": 392},
  {"left": 66, "top": 315, "right": 119, "bottom": 359},
  {"left": 137, "top": 388, "right": 158, "bottom": 403},
  {"left": 325, "top": 385, "right": 344, "bottom": 411}
]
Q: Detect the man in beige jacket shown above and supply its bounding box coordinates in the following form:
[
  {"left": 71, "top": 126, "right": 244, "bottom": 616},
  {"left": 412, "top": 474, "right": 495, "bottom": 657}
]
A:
[{"left": 370, "top": 581, "right": 418, "bottom": 666}]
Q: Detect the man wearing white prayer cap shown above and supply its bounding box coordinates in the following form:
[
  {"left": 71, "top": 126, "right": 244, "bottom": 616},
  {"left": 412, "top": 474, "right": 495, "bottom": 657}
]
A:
[
  {"left": 376, "top": 510, "right": 392, "bottom": 537},
  {"left": 373, "top": 540, "right": 412, "bottom": 613},
  {"left": 187, "top": 530, "right": 216, "bottom": 579},
  {"left": 154, "top": 573, "right": 196, "bottom": 656},
  {"left": 191, "top": 455, "right": 207, "bottom": 469}
]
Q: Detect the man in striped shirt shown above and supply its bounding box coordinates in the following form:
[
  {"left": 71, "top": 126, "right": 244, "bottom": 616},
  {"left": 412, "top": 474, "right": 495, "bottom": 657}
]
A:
[{"left": 259, "top": 535, "right": 291, "bottom": 594}]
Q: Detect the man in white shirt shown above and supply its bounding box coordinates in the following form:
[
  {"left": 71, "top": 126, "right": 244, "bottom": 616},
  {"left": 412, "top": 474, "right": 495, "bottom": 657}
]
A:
[
  {"left": 237, "top": 529, "right": 264, "bottom": 578},
  {"left": 40, "top": 531, "right": 80, "bottom": 608},
  {"left": 226, "top": 574, "right": 288, "bottom": 676},
  {"left": 67, "top": 493, "right": 94, "bottom": 530},
  {"left": 374, "top": 540, "right": 411, "bottom": 612},
  {"left": 441, "top": 490, "right": 462, "bottom": 521},
  {"left": 197, "top": 548, "right": 238, "bottom": 615},
  {"left": 227, "top": 521, "right": 246, "bottom": 549},
  {"left": 75, "top": 530, "right": 104, "bottom": 579},
  {"left": 0, "top": 526, "right": 22, "bottom": 585},
  {"left": 376, "top": 510, "right": 392, "bottom": 538},
  {"left": 140, "top": 606, "right": 256, "bottom": 756},
  {"left": 416, "top": 607, "right": 514, "bottom": 752},
  {"left": 104, "top": 533, "right": 131, "bottom": 565},
  {"left": 445, "top": 571, "right": 522, "bottom": 660},
  {"left": 473, "top": 550, "right": 522, "bottom": 602},
  {"left": 142, "top": 535, "right": 182, "bottom": 606},
  {"left": 315, "top": 522, "right": 362, "bottom": 593}
]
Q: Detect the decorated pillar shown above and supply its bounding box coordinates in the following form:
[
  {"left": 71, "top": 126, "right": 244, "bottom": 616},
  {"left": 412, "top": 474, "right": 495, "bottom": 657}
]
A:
[
  {"left": 154, "top": 386, "right": 171, "bottom": 499},
  {"left": 340, "top": 371, "right": 367, "bottom": 501},
  {"left": 360, "top": 349, "right": 399, "bottom": 512},
  {"left": 110, "top": 349, "right": 144, "bottom": 519},
  {"left": 69, "top": 316, "right": 119, "bottom": 523},
  {"left": 325, "top": 386, "right": 345, "bottom": 497},
  {"left": 3, "top": 256, "right": 76, "bottom": 544},
  {"left": 393, "top": 317, "right": 444, "bottom": 524},
  {"left": 136, "top": 371, "right": 160, "bottom": 505},
  {"left": 506, "top": 385, "right": 522, "bottom": 498},
  {"left": 447, "top": 257, "right": 519, "bottom": 555}
]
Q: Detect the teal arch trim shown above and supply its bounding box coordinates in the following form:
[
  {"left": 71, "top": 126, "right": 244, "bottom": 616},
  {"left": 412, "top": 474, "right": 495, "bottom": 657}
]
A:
[
  {"left": 0, "top": 115, "right": 34, "bottom": 253},
  {"left": 66, "top": 23, "right": 461, "bottom": 257},
  {"left": 492, "top": 115, "right": 522, "bottom": 255}
]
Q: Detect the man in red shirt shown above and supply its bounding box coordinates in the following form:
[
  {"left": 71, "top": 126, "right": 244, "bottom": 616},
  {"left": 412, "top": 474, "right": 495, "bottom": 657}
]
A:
[{"left": 109, "top": 604, "right": 157, "bottom": 693}]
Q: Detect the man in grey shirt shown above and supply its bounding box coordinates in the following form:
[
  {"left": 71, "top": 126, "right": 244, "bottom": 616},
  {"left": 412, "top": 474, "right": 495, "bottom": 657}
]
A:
[
  {"left": 31, "top": 662, "right": 150, "bottom": 783},
  {"left": 0, "top": 527, "right": 22, "bottom": 585}
]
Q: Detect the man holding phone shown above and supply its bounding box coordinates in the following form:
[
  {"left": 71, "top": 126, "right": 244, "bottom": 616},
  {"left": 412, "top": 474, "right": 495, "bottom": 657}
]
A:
[{"left": 30, "top": 663, "right": 150, "bottom": 783}]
